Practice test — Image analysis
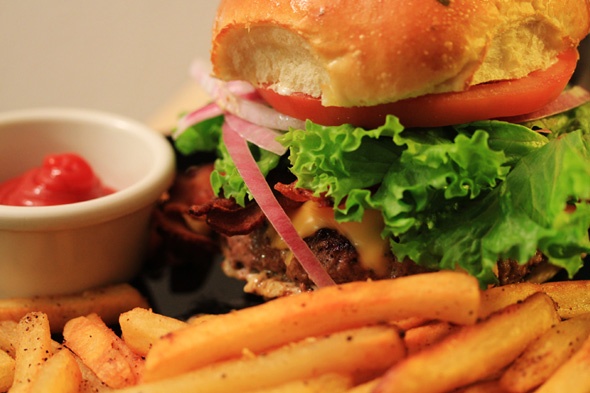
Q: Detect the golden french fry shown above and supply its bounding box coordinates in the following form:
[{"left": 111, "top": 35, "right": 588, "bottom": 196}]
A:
[
  {"left": 453, "top": 379, "right": 510, "bottom": 393},
  {"left": 246, "top": 373, "right": 353, "bottom": 393},
  {"left": 373, "top": 292, "right": 560, "bottom": 393},
  {"left": 120, "top": 325, "right": 405, "bottom": 393},
  {"left": 10, "top": 312, "right": 53, "bottom": 393},
  {"left": 64, "top": 313, "right": 143, "bottom": 389},
  {"left": 480, "top": 281, "right": 590, "bottom": 320},
  {"left": 29, "top": 348, "right": 81, "bottom": 393},
  {"left": 391, "top": 317, "right": 432, "bottom": 331},
  {"left": 0, "top": 349, "right": 15, "bottom": 392},
  {"left": 0, "top": 284, "right": 148, "bottom": 333},
  {"left": 500, "top": 313, "right": 590, "bottom": 392},
  {"left": 534, "top": 333, "right": 590, "bottom": 393},
  {"left": 540, "top": 281, "right": 590, "bottom": 319},
  {"left": 0, "top": 321, "right": 18, "bottom": 358},
  {"left": 344, "top": 378, "right": 380, "bottom": 393},
  {"left": 403, "top": 321, "right": 460, "bottom": 355},
  {"left": 119, "top": 308, "right": 188, "bottom": 357},
  {"left": 143, "top": 271, "right": 480, "bottom": 381},
  {"left": 479, "top": 282, "right": 541, "bottom": 319},
  {"left": 71, "top": 352, "right": 112, "bottom": 393}
]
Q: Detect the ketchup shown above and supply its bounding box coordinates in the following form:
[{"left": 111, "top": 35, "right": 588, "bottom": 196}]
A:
[{"left": 0, "top": 153, "right": 115, "bottom": 206}]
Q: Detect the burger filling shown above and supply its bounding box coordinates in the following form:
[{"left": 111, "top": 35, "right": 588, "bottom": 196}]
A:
[{"left": 160, "top": 73, "right": 590, "bottom": 295}]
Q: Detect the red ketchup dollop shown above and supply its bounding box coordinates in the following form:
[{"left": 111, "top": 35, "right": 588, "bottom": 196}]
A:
[{"left": 0, "top": 153, "right": 115, "bottom": 206}]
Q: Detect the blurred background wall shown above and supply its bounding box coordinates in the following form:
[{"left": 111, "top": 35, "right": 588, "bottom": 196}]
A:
[
  {"left": 1, "top": 2, "right": 588, "bottom": 132},
  {"left": 0, "top": 1, "right": 220, "bottom": 128}
]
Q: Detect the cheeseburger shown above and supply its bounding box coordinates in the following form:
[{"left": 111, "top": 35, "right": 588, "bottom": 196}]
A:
[{"left": 158, "top": 0, "right": 590, "bottom": 298}]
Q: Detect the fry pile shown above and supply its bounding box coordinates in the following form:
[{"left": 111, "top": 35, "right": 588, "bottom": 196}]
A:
[{"left": 1, "top": 272, "right": 590, "bottom": 393}]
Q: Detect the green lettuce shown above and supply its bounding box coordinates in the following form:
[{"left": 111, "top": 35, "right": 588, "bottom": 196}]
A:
[
  {"left": 391, "top": 130, "right": 590, "bottom": 285},
  {"left": 174, "top": 102, "right": 590, "bottom": 286},
  {"left": 174, "top": 115, "right": 224, "bottom": 155}
]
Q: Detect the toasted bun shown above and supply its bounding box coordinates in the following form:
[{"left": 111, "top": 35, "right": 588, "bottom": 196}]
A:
[{"left": 211, "top": 0, "right": 590, "bottom": 107}]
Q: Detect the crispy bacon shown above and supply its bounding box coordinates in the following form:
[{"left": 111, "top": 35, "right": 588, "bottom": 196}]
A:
[
  {"left": 153, "top": 164, "right": 219, "bottom": 257},
  {"left": 190, "top": 198, "right": 266, "bottom": 236},
  {"left": 273, "top": 181, "right": 332, "bottom": 207}
]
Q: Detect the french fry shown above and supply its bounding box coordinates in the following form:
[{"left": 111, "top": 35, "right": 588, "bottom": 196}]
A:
[
  {"left": 0, "top": 284, "right": 148, "bottom": 333},
  {"left": 246, "top": 373, "right": 353, "bottom": 393},
  {"left": 10, "top": 312, "right": 53, "bottom": 393},
  {"left": 391, "top": 317, "right": 432, "bottom": 331},
  {"left": 373, "top": 292, "right": 560, "bottom": 393},
  {"left": 479, "top": 282, "right": 541, "bottom": 319},
  {"left": 118, "top": 325, "right": 406, "bottom": 393},
  {"left": 143, "top": 271, "right": 480, "bottom": 381},
  {"left": 480, "top": 281, "right": 590, "bottom": 320},
  {"left": 540, "top": 281, "right": 590, "bottom": 319},
  {"left": 119, "top": 308, "right": 188, "bottom": 357},
  {"left": 534, "top": 333, "right": 590, "bottom": 393},
  {"left": 29, "top": 348, "right": 82, "bottom": 393},
  {"left": 71, "top": 352, "right": 112, "bottom": 393},
  {"left": 0, "top": 349, "right": 15, "bottom": 392},
  {"left": 500, "top": 313, "right": 590, "bottom": 392},
  {"left": 403, "top": 321, "right": 460, "bottom": 355},
  {"left": 186, "top": 313, "right": 218, "bottom": 325},
  {"left": 0, "top": 321, "right": 18, "bottom": 357},
  {"left": 344, "top": 378, "right": 380, "bottom": 393},
  {"left": 453, "top": 379, "right": 510, "bottom": 393},
  {"left": 63, "top": 313, "right": 143, "bottom": 389}
]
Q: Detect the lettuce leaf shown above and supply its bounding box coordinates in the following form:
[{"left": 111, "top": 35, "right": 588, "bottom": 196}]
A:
[
  {"left": 210, "top": 143, "right": 280, "bottom": 206},
  {"left": 173, "top": 115, "right": 280, "bottom": 206},
  {"left": 524, "top": 102, "right": 590, "bottom": 137},
  {"left": 173, "top": 102, "right": 590, "bottom": 286},
  {"left": 391, "top": 131, "right": 590, "bottom": 286},
  {"left": 174, "top": 115, "right": 224, "bottom": 155},
  {"left": 277, "top": 116, "right": 404, "bottom": 220}
]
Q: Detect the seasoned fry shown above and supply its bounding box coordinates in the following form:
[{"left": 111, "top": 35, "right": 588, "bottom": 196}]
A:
[
  {"left": 534, "top": 333, "right": 590, "bottom": 393},
  {"left": 10, "top": 312, "right": 53, "bottom": 393},
  {"left": 119, "top": 308, "right": 187, "bottom": 357},
  {"left": 246, "top": 373, "right": 353, "bottom": 393},
  {"left": 479, "top": 282, "right": 541, "bottom": 319},
  {"left": 454, "top": 379, "right": 510, "bottom": 393},
  {"left": 0, "top": 349, "right": 15, "bottom": 392},
  {"left": 0, "top": 284, "right": 148, "bottom": 333},
  {"left": 29, "top": 348, "right": 82, "bottom": 393},
  {"left": 0, "top": 320, "right": 18, "bottom": 357},
  {"left": 501, "top": 313, "right": 590, "bottom": 392},
  {"left": 186, "top": 313, "right": 218, "bottom": 325},
  {"left": 143, "top": 271, "right": 480, "bottom": 381},
  {"left": 63, "top": 314, "right": 143, "bottom": 389},
  {"left": 344, "top": 378, "right": 380, "bottom": 393},
  {"left": 480, "top": 281, "right": 590, "bottom": 320},
  {"left": 71, "top": 352, "right": 112, "bottom": 393},
  {"left": 541, "top": 281, "right": 590, "bottom": 319},
  {"left": 119, "top": 325, "right": 405, "bottom": 393},
  {"left": 403, "top": 321, "right": 460, "bottom": 355},
  {"left": 373, "top": 292, "right": 560, "bottom": 393},
  {"left": 391, "top": 317, "right": 432, "bottom": 331}
]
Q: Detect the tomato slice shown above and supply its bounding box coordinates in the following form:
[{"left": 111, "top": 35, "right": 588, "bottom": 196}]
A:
[{"left": 257, "top": 49, "right": 579, "bottom": 128}]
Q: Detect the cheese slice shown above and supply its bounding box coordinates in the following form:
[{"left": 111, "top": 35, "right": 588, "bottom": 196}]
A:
[{"left": 271, "top": 200, "right": 390, "bottom": 276}]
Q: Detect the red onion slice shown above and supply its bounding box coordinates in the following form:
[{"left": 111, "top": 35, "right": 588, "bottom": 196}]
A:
[
  {"left": 500, "top": 85, "right": 590, "bottom": 124},
  {"left": 222, "top": 121, "right": 336, "bottom": 288},
  {"left": 218, "top": 93, "right": 306, "bottom": 131},
  {"left": 190, "top": 59, "right": 306, "bottom": 131},
  {"left": 225, "top": 114, "right": 287, "bottom": 156}
]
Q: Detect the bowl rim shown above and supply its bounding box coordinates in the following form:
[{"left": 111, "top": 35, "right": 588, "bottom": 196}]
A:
[{"left": 0, "top": 107, "right": 175, "bottom": 231}]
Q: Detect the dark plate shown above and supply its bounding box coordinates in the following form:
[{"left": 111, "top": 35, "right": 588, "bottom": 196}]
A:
[
  {"left": 139, "top": 120, "right": 590, "bottom": 320},
  {"left": 134, "top": 252, "right": 590, "bottom": 320}
]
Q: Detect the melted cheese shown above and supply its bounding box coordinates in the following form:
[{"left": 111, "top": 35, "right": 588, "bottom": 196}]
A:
[{"left": 271, "top": 201, "right": 390, "bottom": 276}]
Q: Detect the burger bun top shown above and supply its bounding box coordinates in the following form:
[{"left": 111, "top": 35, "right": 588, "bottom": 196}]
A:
[{"left": 211, "top": 0, "right": 590, "bottom": 107}]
